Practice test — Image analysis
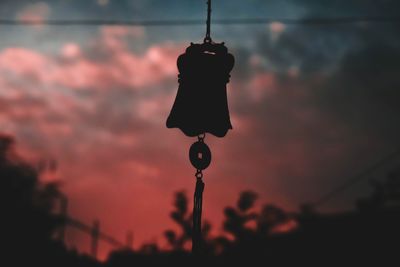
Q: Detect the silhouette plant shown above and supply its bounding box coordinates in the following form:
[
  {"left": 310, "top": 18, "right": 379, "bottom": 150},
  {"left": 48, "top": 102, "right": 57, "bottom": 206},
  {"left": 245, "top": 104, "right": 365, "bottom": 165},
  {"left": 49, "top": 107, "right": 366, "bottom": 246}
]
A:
[
  {"left": 256, "top": 204, "right": 289, "bottom": 236},
  {"left": 223, "top": 191, "right": 258, "bottom": 241},
  {"left": 164, "top": 191, "right": 192, "bottom": 251},
  {"left": 357, "top": 169, "right": 400, "bottom": 211},
  {"left": 164, "top": 191, "right": 213, "bottom": 252},
  {"left": 0, "top": 135, "right": 63, "bottom": 262}
]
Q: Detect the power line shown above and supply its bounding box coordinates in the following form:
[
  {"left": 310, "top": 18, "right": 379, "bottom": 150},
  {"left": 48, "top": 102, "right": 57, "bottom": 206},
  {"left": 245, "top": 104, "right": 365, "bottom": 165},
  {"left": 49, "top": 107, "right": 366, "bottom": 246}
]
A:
[
  {"left": 312, "top": 147, "right": 400, "bottom": 208},
  {"left": 0, "top": 17, "right": 400, "bottom": 26},
  {"left": 66, "top": 216, "right": 126, "bottom": 247}
]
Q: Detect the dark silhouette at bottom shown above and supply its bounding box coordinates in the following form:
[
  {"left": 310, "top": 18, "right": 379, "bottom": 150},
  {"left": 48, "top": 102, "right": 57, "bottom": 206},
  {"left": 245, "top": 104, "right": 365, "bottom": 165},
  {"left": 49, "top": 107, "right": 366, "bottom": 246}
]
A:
[
  {"left": 2, "top": 134, "right": 400, "bottom": 266},
  {"left": 0, "top": 135, "right": 101, "bottom": 267}
]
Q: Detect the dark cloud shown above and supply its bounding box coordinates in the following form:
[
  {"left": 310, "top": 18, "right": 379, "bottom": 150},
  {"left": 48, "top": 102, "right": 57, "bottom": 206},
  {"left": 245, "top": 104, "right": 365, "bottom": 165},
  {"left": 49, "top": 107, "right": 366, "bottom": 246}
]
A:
[
  {"left": 316, "top": 43, "right": 400, "bottom": 139},
  {"left": 290, "top": 0, "right": 400, "bottom": 16},
  {"left": 217, "top": 1, "right": 400, "bottom": 210}
]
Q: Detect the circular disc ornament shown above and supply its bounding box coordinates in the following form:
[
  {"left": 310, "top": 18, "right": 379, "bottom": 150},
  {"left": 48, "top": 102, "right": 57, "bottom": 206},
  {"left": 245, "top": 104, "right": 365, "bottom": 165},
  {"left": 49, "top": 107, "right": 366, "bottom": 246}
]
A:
[{"left": 189, "top": 141, "right": 212, "bottom": 170}]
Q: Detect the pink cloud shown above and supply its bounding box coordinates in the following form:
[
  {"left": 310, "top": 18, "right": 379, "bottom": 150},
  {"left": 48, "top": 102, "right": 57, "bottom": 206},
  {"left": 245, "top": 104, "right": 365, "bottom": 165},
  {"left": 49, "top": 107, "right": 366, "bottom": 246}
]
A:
[
  {"left": 16, "top": 2, "right": 51, "bottom": 24},
  {"left": 0, "top": 48, "right": 50, "bottom": 83},
  {"left": 102, "top": 26, "right": 145, "bottom": 41},
  {"left": 269, "top": 22, "right": 286, "bottom": 34},
  {"left": 61, "top": 43, "right": 81, "bottom": 59},
  {"left": 248, "top": 72, "right": 277, "bottom": 101},
  {"left": 269, "top": 22, "right": 286, "bottom": 40},
  {"left": 0, "top": 37, "right": 182, "bottom": 92}
]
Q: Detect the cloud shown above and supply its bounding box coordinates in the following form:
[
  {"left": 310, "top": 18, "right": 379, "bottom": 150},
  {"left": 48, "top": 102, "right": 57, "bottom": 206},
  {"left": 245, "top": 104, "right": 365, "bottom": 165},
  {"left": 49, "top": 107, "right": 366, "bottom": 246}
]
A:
[
  {"left": 0, "top": 29, "right": 181, "bottom": 91},
  {"left": 217, "top": 13, "right": 400, "bottom": 215},
  {"left": 16, "top": 2, "right": 50, "bottom": 24},
  {"left": 0, "top": 27, "right": 185, "bottom": 169},
  {"left": 61, "top": 43, "right": 81, "bottom": 59},
  {"left": 269, "top": 22, "right": 286, "bottom": 41},
  {"left": 315, "top": 43, "right": 400, "bottom": 140},
  {"left": 97, "top": 0, "right": 110, "bottom": 7},
  {"left": 2, "top": 7, "right": 400, "bottom": 257},
  {"left": 0, "top": 48, "right": 50, "bottom": 83}
]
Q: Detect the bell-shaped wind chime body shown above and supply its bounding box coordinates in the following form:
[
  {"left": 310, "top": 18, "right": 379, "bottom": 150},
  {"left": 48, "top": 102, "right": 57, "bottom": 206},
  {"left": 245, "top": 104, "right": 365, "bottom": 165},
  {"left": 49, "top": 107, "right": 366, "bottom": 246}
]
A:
[
  {"left": 166, "top": 0, "right": 235, "bottom": 255},
  {"left": 166, "top": 41, "right": 235, "bottom": 137}
]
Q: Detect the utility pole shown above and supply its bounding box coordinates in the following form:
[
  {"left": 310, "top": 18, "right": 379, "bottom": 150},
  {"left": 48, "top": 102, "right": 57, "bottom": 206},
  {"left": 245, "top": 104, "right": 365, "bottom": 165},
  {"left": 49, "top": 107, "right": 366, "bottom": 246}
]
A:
[
  {"left": 59, "top": 195, "right": 68, "bottom": 242},
  {"left": 126, "top": 231, "right": 133, "bottom": 249},
  {"left": 91, "top": 220, "right": 100, "bottom": 259}
]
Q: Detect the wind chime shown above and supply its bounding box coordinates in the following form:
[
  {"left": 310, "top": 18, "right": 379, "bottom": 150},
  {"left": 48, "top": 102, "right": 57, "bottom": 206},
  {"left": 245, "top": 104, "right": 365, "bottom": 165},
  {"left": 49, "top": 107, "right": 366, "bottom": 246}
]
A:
[{"left": 166, "top": 0, "right": 235, "bottom": 254}]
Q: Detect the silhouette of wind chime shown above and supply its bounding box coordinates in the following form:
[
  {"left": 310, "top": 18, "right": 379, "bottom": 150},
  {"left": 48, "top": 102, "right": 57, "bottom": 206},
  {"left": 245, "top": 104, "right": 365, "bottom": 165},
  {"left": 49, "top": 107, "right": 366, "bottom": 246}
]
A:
[{"left": 166, "top": 0, "right": 235, "bottom": 254}]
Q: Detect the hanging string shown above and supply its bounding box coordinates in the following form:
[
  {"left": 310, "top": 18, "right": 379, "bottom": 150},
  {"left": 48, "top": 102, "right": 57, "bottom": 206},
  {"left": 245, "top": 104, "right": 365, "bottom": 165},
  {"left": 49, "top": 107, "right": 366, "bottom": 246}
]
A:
[
  {"left": 192, "top": 0, "right": 212, "bottom": 253},
  {"left": 204, "top": 0, "right": 212, "bottom": 43}
]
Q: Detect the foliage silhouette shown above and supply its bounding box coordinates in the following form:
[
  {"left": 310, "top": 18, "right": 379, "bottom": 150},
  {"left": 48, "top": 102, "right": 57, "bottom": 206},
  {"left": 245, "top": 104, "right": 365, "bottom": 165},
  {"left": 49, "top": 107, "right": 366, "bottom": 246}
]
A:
[
  {"left": 0, "top": 135, "right": 100, "bottom": 267},
  {"left": 164, "top": 191, "right": 213, "bottom": 253},
  {"left": 223, "top": 191, "right": 258, "bottom": 239},
  {"left": 164, "top": 191, "right": 191, "bottom": 250},
  {"left": 256, "top": 204, "right": 289, "bottom": 235},
  {"left": 3, "top": 134, "right": 400, "bottom": 266},
  {"left": 357, "top": 169, "right": 400, "bottom": 211},
  {"left": 1, "top": 135, "right": 59, "bottom": 246}
]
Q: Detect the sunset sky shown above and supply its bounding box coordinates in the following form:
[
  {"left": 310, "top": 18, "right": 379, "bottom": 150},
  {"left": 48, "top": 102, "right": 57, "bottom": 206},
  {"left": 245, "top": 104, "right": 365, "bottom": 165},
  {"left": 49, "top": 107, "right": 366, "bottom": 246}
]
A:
[{"left": 1, "top": 0, "right": 400, "bottom": 259}]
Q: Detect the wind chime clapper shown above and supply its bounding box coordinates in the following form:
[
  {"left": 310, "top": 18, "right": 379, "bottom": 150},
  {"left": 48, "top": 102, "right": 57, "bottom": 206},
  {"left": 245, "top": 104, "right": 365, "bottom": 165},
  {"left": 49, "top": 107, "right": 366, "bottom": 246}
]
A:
[{"left": 166, "top": 0, "right": 235, "bottom": 254}]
